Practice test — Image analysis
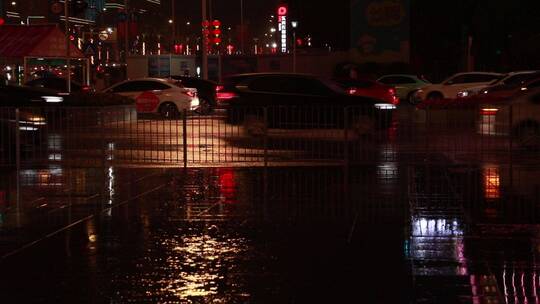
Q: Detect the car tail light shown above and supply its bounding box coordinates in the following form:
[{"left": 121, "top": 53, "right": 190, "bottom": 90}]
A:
[
  {"left": 216, "top": 85, "right": 224, "bottom": 92},
  {"left": 481, "top": 108, "right": 499, "bottom": 115},
  {"left": 184, "top": 90, "right": 196, "bottom": 98},
  {"left": 82, "top": 85, "right": 90, "bottom": 92},
  {"left": 348, "top": 87, "right": 358, "bottom": 95},
  {"left": 388, "top": 88, "right": 399, "bottom": 105},
  {"left": 217, "top": 92, "right": 239, "bottom": 102}
]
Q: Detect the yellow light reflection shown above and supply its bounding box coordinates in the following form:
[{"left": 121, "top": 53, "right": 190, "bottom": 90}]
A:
[{"left": 483, "top": 166, "right": 500, "bottom": 200}]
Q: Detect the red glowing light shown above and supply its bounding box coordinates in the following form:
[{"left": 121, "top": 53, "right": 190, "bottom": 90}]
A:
[
  {"left": 278, "top": 6, "right": 288, "bottom": 16},
  {"left": 212, "top": 20, "right": 221, "bottom": 27},
  {"left": 0, "top": 18, "right": 5, "bottom": 26}
]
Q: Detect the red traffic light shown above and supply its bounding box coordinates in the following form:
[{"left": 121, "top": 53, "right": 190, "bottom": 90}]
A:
[{"left": 278, "top": 6, "right": 288, "bottom": 16}]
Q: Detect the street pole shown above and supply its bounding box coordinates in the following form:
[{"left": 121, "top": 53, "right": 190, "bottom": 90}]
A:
[
  {"left": 291, "top": 21, "right": 298, "bottom": 73},
  {"left": 65, "top": 0, "right": 71, "bottom": 93},
  {"left": 124, "top": 0, "right": 129, "bottom": 62},
  {"left": 172, "top": 0, "right": 176, "bottom": 46},
  {"left": 202, "top": 0, "right": 208, "bottom": 79},
  {"left": 293, "top": 31, "right": 296, "bottom": 73},
  {"left": 240, "top": 0, "right": 244, "bottom": 54}
]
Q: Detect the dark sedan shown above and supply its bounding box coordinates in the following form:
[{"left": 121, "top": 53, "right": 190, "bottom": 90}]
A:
[
  {"left": 0, "top": 85, "right": 52, "bottom": 163},
  {"left": 25, "top": 77, "right": 91, "bottom": 94},
  {"left": 219, "top": 73, "right": 396, "bottom": 134},
  {"left": 168, "top": 76, "right": 217, "bottom": 114}
]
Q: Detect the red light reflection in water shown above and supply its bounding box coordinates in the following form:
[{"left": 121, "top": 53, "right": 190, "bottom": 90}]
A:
[{"left": 217, "top": 168, "right": 236, "bottom": 203}]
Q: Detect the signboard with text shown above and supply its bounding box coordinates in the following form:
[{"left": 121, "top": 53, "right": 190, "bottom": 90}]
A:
[{"left": 350, "top": 0, "right": 410, "bottom": 62}]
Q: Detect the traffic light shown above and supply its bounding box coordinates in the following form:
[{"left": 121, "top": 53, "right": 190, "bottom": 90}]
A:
[
  {"left": 212, "top": 20, "right": 221, "bottom": 46},
  {"left": 71, "top": 0, "right": 88, "bottom": 17}
]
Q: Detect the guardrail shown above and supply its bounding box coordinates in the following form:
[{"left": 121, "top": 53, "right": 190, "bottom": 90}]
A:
[{"left": 0, "top": 104, "right": 534, "bottom": 168}]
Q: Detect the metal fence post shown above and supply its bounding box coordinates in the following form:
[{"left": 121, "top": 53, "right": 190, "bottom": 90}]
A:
[
  {"left": 182, "top": 109, "right": 188, "bottom": 169},
  {"left": 264, "top": 107, "right": 268, "bottom": 168},
  {"left": 343, "top": 107, "right": 349, "bottom": 167},
  {"left": 15, "top": 108, "right": 21, "bottom": 227}
]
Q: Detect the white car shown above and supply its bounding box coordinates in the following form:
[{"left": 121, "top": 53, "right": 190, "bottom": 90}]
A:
[
  {"left": 478, "top": 87, "right": 540, "bottom": 148},
  {"left": 415, "top": 72, "right": 503, "bottom": 101},
  {"left": 104, "top": 78, "right": 200, "bottom": 118},
  {"left": 458, "top": 71, "right": 540, "bottom": 97}
]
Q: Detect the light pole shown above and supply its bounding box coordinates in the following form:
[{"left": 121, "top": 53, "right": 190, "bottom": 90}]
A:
[
  {"left": 201, "top": 0, "right": 208, "bottom": 79},
  {"left": 171, "top": 0, "right": 176, "bottom": 46},
  {"left": 240, "top": 0, "right": 244, "bottom": 54},
  {"left": 291, "top": 21, "right": 298, "bottom": 73},
  {"left": 65, "top": 0, "right": 71, "bottom": 93}
]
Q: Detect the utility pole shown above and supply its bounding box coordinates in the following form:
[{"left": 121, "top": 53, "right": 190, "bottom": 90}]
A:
[
  {"left": 240, "top": 0, "right": 244, "bottom": 54},
  {"left": 172, "top": 0, "right": 176, "bottom": 45},
  {"left": 124, "top": 0, "right": 129, "bottom": 62},
  {"left": 65, "top": 0, "right": 71, "bottom": 93},
  {"left": 202, "top": 0, "right": 208, "bottom": 79}
]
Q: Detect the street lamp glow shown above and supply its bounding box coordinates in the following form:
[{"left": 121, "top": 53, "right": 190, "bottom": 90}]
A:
[
  {"left": 168, "top": 19, "right": 173, "bottom": 24},
  {"left": 186, "top": 21, "right": 191, "bottom": 25},
  {"left": 271, "top": 42, "right": 277, "bottom": 48},
  {"left": 291, "top": 21, "right": 298, "bottom": 28},
  {"left": 11, "top": 2, "right": 16, "bottom": 6},
  {"left": 270, "top": 27, "right": 276, "bottom": 33}
]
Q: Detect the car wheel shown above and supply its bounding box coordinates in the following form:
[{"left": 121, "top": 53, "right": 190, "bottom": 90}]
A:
[
  {"left": 426, "top": 92, "right": 443, "bottom": 100},
  {"left": 195, "top": 97, "right": 212, "bottom": 115},
  {"left": 350, "top": 115, "right": 375, "bottom": 136},
  {"left": 159, "top": 102, "right": 179, "bottom": 119},
  {"left": 244, "top": 114, "right": 267, "bottom": 136},
  {"left": 515, "top": 122, "right": 540, "bottom": 150}
]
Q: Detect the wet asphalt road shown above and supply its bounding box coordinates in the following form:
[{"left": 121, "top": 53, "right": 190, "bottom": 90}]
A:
[
  {"left": 0, "top": 162, "right": 540, "bottom": 303},
  {"left": 1, "top": 105, "right": 540, "bottom": 303}
]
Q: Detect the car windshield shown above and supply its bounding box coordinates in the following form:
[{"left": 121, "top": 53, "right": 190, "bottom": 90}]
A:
[
  {"left": 321, "top": 79, "right": 348, "bottom": 94},
  {"left": 168, "top": 80, "right": 185, "bottom": 88}
]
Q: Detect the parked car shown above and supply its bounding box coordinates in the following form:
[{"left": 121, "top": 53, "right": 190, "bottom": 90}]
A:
[
  {"left": 219, "top": 73, "right": 396, "bottom": 134},
  {"left": 458, "top": 71, "right": 540, "bottom": 98},
  {"left": 167, "top": 76, "right": 217, "bottom": 114},
  {"left": 0, "top": 85, "right": 50, "bottom": 162},
  {"left": 415, "top": 72, "right": 503, "bottom": 101},
  {"left": 25, "top": 77, "right": 92, "bottom": 94},
  {"left": 103, "top": 78, "right": 200, "bottom": 118},
  {"left": 477, "top": 87, "right": 540, "bottom": 149},
  {"left": 0, "top": 84, "right": 65, "bottom": 105},
  {"left": 377, "top": 74, "right": 430, "bottom": 104},
  {"left": 333, "top": 78, "right": 399, "bottom": 105}
]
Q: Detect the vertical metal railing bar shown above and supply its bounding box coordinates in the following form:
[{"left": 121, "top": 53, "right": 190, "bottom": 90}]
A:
[{"left": 183, "top": 109, "right": 188, "bottom": 169}]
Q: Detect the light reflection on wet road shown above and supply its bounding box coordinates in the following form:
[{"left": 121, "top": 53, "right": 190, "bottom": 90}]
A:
[{"left": 0, "top": 160, "right": 540, "bottom": 302}]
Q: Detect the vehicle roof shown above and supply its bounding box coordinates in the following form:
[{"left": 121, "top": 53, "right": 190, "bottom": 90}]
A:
[
  {"left": 504, "top": 70, "right": 539, "bottom": 75},
  {"left": 226, "top": 72, "right": 318, "bottom": 79},
  {"left": 378, "top": 74, "right": 421, "bottom": 78},
  {"left": 124, "top": 77, "right": 171, "bottom": 82},
  {"left": 168, "top": 75, "right": 217, "bottom": 84},
  {"left": 452, "top": 72, "right": 503, "bottom": 76}
]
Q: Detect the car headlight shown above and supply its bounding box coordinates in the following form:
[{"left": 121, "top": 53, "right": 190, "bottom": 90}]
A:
[
  {"left": 457, "top": 91, "right": 471, "bottom": 98},
  {"left": 20, "top": 116, "right": 47, "bottom": 126},
  {"left": 190, "top": 98, "right": 200, "bottom": 108},
  {"left": 42, "top": 96, "right": 63, "bottom": 103},
  {"left": 374, "top": 103, "right": 396, "bottom": 110}
]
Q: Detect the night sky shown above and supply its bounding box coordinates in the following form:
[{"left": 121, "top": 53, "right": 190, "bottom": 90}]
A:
[{"left": 170, "top": 0, "right": 351, "bottom": 49}]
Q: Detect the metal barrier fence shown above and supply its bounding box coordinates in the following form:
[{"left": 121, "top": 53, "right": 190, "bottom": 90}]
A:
[{"left": 0, "top": 104, "right": 536, "bottom": 168}]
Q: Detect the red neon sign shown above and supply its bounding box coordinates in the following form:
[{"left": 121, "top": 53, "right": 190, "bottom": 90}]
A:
[{"left": 278, "top": 6, "right": 287, "bottom": 16}]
